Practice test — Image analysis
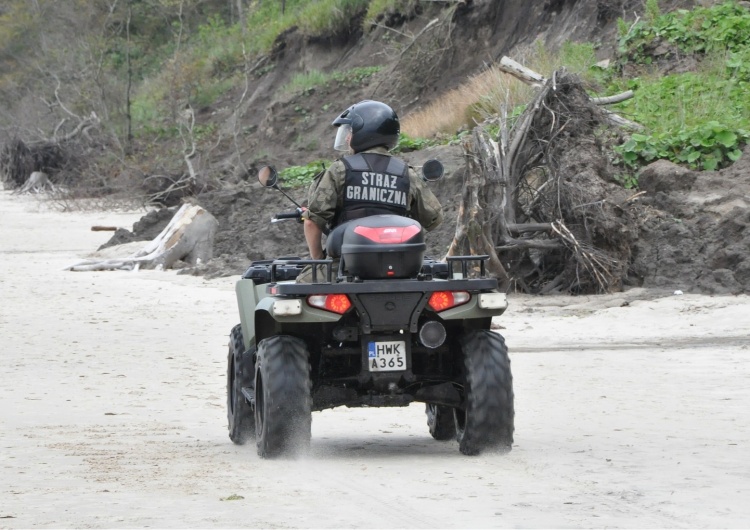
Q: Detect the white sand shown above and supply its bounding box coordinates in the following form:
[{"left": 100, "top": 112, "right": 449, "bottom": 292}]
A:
[{"left": 1, "top": 191, "right": 749, "bottom": 528}]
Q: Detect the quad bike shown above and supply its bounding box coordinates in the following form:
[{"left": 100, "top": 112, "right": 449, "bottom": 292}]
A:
[{"left": 227, "top": 161, "right": 514, "bottom": 458}]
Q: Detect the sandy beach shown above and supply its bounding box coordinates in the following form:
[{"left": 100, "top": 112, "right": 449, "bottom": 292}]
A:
[{"left": 1, "top": 191, "right": 749, "bottom": 529}]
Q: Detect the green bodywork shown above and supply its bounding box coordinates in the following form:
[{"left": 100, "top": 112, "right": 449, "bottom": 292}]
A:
[{"left": 236, "top": 277, "right": 507, "bottom": 354}]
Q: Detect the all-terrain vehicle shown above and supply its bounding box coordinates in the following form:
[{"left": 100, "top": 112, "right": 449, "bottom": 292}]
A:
[{"left": 227, "top": 162, "right": 513, "bottom": 458}]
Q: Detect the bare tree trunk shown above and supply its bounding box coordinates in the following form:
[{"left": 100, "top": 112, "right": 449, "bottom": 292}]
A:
[{"left": 125, "top": 0, "right": 133, "bottom": 153}]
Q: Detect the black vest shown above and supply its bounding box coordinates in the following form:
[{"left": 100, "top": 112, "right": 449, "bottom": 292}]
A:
[{"left": 337, "top": 153, "right": 410, "bottom": 226}]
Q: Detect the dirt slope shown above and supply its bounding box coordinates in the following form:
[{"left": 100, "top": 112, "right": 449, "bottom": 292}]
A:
[
  {"left": 209, "top": 0, "right": 697, "bottom": 173},
  {"left": 631, "top": 146, "right": 750, "bottom": 294},
  {"left": 98, "top": 0, "right": 750, "bottom": 295}
]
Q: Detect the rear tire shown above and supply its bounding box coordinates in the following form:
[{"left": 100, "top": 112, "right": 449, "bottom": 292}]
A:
[
  {"left": 425, "top": 404, "right": 455, "bottom": 441},
  {"left": 227, "top": 324, "right": 255, "bottom": 445},
  {"left": 454, "top": 330, "right": 514, "bottom": 455},
  {"left": 255, "top": 335, "right": 312, "bottom": 458}
]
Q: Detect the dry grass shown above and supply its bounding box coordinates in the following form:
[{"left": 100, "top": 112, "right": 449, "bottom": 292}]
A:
[
  {"left": 402, "top": 41, "right": 598, "bottom": 139},
  {"left": 401, "top": 64, "right": 534, "bottom": 138}
]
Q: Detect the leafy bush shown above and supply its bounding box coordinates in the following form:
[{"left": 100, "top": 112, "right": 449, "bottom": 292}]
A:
[
  {"left": 196, "top": 15, "right": 244, "bottom": 75},
  {"left": 392, "top": 133, "right": 435, "bottom": 153},
  {"left": 619, "top": 1, "right": 750, "bottom": 60},
  {"left": 280, "top": 160, "right": 330, "bottom": 188},
  {"left": 610, "top": 1, "right": 750, "bottom": 173},
  {"left": 616, "top": 123, "right": 748, "bottom": 171}
]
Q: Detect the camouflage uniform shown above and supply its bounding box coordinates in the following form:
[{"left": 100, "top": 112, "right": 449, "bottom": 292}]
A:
[
  {"left": 306, "top": 146, "right": 443, "bottom": 233},
  {"left": 296, "top": 147, "right": 443, "bottom": 284}
]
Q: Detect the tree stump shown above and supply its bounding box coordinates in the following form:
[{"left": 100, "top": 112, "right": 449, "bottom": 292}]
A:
[
  {"left": 14, "top": 172, "right": 56, "bottom": 194},
  {"left": 65, "top": 204, "right": 219, "bottom": 272}
]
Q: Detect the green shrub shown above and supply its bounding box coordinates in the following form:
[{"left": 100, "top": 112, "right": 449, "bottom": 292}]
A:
[
  {"left": 609, "top": 2, "right": 750, "bottom": 174},
  {"left": 616, "top": 123, "right": 748, "bottom": 171},
  {"left": 392, "top": 133, "right": 435, "bottom": 153},
  {"left": 619, "top": 1, "right": 750, "bottom": 60},
  {"left": 296, "top": 0, "right": 370, "bottom": 37},
  {"left": 364, "top": 0, "right": 419, "bottom": 27},
  {"left": 281, "top": 160, "right": 330, "bottom": 188}
]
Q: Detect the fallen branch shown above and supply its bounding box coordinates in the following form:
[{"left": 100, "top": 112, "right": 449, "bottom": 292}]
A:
[
  {"left": 399, "top": 18, "right": 439, "bottom": 59},
  {"left": 600, "top": 108, "right": 644, "bottom": 130},
  {"left": 498, "top": 56, "right": 546, "bottom": 87},
  {"left": 591, "top": 90, "right": 634, "bottom": 105}
]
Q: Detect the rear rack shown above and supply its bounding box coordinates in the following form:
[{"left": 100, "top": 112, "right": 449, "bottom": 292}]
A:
[{"left": 266, "top": 255, "right": 497, "bottom": 296}]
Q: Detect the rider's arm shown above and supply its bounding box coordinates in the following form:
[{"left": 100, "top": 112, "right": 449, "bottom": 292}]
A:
[
  {"left": 303, "top": 161, "right": 345, "bottom": 258},
  {"left": 304, "top": 220, "right": 325, "bottom": 259},
  {"left": 408, "top": 170, "right": 443, "bottom": 231}
]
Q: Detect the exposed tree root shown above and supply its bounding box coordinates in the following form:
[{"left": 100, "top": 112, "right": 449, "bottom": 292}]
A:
[{"left": 448, "top": 59, "right": 640, "bottom": 294}]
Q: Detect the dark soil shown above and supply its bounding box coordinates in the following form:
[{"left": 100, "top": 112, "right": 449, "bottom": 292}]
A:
[
  {"left": 630, "top": 149, "right": 750, "bottom": 294},
  {"left": 106, "top": 140, "right": 750, "bottom": 294}
]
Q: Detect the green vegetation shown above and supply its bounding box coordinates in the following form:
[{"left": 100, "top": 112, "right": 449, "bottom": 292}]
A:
[
  {"left": 619, "top": 1, "right": 750, "bottom": 58},
  {"left": 283, "top": 66, "right": 382, "bottom": 95},
  {"left": 610, "top": 1, "right": 750, "bottom": 174},
  {"left": 392, "top": 133, "right": 436, "bottom": 153},
  {"left": 280, "top": 160, "right": 330, "bottom": 188},
  {"left": 364, "top": 0, "right": 420, "bottom": 27},
  {"left": 220, "top": 494, "right": 244, "bottom": 501},
  {"left": 611, "top": 69, "right": 749, "bottom": 171},
  {"left": 296, "top": 0, "right": 370, "bottom": 37}
]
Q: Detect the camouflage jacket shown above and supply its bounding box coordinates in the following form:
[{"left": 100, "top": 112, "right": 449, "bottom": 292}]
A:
[{"left": 305, "top": 147, "right": 443, "bottom": 232}]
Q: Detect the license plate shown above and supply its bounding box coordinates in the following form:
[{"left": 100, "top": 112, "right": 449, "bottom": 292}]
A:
[{"left": 367, "top": 340, "right": 407, "bottom": 372}]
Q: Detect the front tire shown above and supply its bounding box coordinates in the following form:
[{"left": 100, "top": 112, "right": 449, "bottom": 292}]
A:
[
  {"left": 255, "top": 335, "right": 312, "bottom": 458},
  {"left": 454, "top": 330, "right": 514, "bottom": 455},
  {"left": 227, "top": 324, "right": 255, "bottom": 445},
  {"left": 425, "top": 404, "right": 455, "bottom": 441}
]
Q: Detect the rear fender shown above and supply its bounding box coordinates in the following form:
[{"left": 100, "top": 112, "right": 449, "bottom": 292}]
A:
[
  {"left": 254, "top": 296, "right": 344, "bottom": 343},
  {"left": 236, "top": 279, "right": 261, "bottom": 352},
  {"left": 436, "top": 291, "right": 507, "bottom": 320}
]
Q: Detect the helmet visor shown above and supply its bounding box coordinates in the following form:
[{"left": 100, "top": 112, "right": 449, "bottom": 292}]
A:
[{"left": 334, "top": 124, "right": 352, "bottom": 152}]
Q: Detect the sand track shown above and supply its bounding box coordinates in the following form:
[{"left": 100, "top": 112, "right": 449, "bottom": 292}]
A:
[{"left": 1, "top": 192, "right": 749, "bottom": 528}]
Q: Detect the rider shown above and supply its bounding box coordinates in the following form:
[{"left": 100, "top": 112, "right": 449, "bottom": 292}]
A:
[{"left": 301, "top": 100, "right": 443, "bottom": 265}]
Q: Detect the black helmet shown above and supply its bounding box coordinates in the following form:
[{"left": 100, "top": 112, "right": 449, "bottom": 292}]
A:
[{"left": 332, "top": 100, "right": 400, "bottom": 152}]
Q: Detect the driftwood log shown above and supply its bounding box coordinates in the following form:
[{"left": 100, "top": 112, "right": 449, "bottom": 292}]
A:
[
  {"left": 65, "top": 204, "right": 218, "bottom": 272},
  {"left": 447, "top": 58, "right": 641, "bottom": 294}
]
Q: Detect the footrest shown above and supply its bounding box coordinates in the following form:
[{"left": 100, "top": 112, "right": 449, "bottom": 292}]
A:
[{"left": 240, "top": 387, "right": 255, "bottom": 406}]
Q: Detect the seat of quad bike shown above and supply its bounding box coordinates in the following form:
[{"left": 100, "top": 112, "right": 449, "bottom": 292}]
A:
[{"left": 325, "top": 221, "right": 352, "bottom": 259}]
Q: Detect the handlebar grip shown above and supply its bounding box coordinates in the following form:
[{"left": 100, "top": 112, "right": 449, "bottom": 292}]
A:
[{"left": 275, "top": 211, "right": 302, "bottom": 220}]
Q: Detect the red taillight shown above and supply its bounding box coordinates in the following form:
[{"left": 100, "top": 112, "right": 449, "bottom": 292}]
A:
[
  {"left": 307, "top": 294, "right": 352, "bottom": 314},
  {"left": 353, "top": 225, "right": 421, "bottom": 244},
  {"left": 428, "top": 291, "right": 470, "bottom": 312}
]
